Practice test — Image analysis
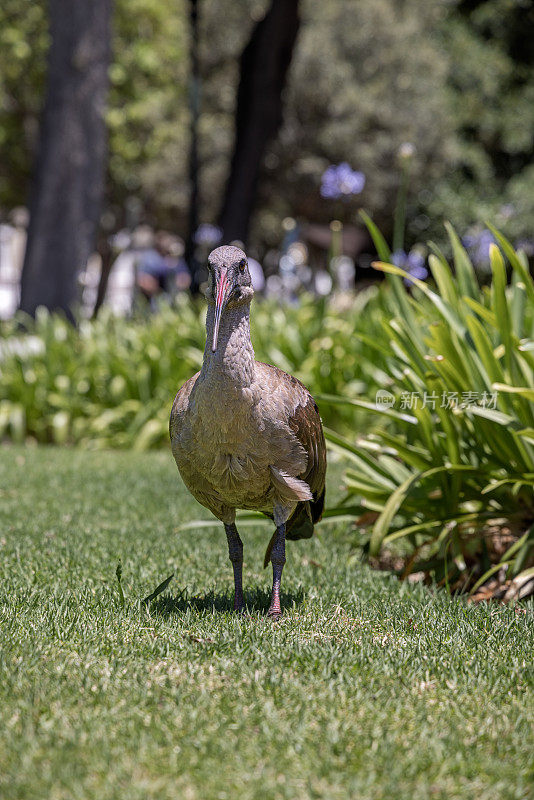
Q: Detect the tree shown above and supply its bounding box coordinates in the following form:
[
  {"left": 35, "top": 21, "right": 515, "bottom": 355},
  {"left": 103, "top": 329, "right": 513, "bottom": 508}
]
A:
[
  {"left": 218, "top": 0, "right": 300, "bottom": 245},
  {"left": 426, "top": 0, "right": 534, "bottom": 243},
  {"left": 19, "top": 0, "right": 113, "bottom": 318},
  {"left": 4, "top": 0, "right": 533, "bottom": 258},
  {"left": 184, "top": 0, "right": 201, "bottom": 293},
  {"left": 256, "top": 0, "right": 455, "bottom": 245}
]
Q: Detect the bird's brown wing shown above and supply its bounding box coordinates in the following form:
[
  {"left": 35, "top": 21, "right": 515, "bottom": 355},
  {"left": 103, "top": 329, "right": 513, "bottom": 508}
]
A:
[
  {"left": 256, "top": 363, "right": 326, "bottom": 561},
  {"left": 288, "top": 392, "right": 326, "bottom": 510},
  {"left": 169, "top": 371, "right": 200, "bottom": 440}
]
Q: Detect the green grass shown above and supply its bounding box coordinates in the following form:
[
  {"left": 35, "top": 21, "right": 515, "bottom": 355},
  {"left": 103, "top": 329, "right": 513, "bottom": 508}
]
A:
[{"left": 0, "top": 446, "right": 532, "bottom": 800}]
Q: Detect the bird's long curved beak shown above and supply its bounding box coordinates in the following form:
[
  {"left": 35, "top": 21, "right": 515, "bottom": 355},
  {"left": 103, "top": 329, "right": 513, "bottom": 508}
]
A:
[{"left": 212, "top": 268, "right": 229, "bottom": 352}]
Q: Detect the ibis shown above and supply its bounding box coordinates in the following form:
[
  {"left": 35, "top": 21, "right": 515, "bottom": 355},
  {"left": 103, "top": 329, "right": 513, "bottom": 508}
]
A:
[{"left": 170, "top": 246, "right": 326, "bottom": 617}]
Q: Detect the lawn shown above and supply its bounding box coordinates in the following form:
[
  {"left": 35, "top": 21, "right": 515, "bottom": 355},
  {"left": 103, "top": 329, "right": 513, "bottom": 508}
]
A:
[{"left": 0, "top": 446, "right": 532, "bottom": 800}]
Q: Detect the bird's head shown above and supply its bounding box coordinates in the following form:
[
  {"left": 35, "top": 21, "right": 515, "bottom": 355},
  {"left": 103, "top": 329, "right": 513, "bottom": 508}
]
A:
[{"left": 207, "top": 245, "right": 253, "bottom": 352}]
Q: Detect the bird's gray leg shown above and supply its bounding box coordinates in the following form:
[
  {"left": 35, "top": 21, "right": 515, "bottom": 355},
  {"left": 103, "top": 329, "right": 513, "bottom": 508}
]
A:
[
  {"left": 267, "top": 523, "right": 286, "bottom": 618},
  {"left": 224, "top": 523, "right": 244, "bottom": 612}
]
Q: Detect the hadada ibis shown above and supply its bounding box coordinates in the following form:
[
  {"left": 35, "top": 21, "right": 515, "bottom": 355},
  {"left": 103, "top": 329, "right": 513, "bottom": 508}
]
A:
[{"left": 169, "top": 246, "right": 326, "bottom": 617}]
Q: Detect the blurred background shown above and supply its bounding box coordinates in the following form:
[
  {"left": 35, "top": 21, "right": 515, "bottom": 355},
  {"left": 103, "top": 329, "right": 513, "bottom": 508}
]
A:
[
  {"left": 0, "top": 0, "right": 533, "bottom": 318},
  {"left": 1, "top": 0, "right": 533, "bottom": 595}
]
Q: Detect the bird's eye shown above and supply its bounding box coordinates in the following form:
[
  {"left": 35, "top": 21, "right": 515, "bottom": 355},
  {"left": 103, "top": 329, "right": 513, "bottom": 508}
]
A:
[{"left": 239, "top": 258, "right": 247, "bottom": 272}]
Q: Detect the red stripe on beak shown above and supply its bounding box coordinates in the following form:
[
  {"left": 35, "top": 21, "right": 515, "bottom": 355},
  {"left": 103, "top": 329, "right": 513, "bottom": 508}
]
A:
[{"left": 212, "top": 267, "right": 229, "bottom": 352}]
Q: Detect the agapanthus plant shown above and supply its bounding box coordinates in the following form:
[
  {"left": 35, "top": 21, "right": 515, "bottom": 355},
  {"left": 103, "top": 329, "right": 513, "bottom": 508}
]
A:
[
  {"left": 462, "top": 228, "right": 495, "bottom": 268},
  {"left": 320, "top": 162, "right": 365, "bottom": 200},
  {"left": 391, "top": 249, "right": 428, "bottom": 285}
]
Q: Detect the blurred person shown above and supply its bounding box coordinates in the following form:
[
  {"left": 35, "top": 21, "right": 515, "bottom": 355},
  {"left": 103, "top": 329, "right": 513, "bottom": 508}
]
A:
[
  {"left": 103, "top": 226, "right": 190, "bottom": 315},
  {"left": 0, "top": 207, "right": 29, "bottom": 319},
  {"left": 8, "top": 207, "right": 29, "bottom": 274},
  {"left": 136, "top": 230, "right": 190, "bottom": 306},
  {"left": 104, "top": 225, "right": 152, "bottom": 316},
  {"left": 167, "top": 235, "right": 191, "bottom": 294},
  {"left": 136, "top": 230, "right": 172, "bottom": 301}
]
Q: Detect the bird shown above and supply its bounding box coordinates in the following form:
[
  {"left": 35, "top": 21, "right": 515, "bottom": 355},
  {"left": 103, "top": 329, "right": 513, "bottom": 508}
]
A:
[{"left": 169, "top": 245, "right": 326, "bottom": 617}]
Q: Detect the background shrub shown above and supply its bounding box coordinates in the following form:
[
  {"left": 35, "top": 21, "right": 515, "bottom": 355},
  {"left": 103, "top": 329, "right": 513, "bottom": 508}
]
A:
[{"left": 324, "top": 227, "right": 534, "bottom": 594}]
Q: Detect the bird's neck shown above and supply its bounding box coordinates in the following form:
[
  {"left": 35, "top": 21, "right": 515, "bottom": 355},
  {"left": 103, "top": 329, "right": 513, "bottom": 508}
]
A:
[{"left": 202, "top": 296, "right": 255, "bottom": 387}]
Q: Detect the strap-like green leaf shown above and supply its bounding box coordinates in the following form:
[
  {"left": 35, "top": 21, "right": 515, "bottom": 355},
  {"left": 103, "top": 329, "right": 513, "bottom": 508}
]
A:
[
  {"left": 445, "top": 222, "right": 479, "bottom": 299},
  {"left": 487, "top": 224, "right": 534, "bottom": 305},
  {"left": 428, "top": 253, "right": 458, "bottom": 305},
  {"left": 492, "top": 383, "right": 534, "bottom": 401},
  {"left": 373, "top": 261, "right": 465, "bottom": 336},
  {"left": 316, "top": 393, "right": 417, "bottom": 423},
  {"left": 359, "top": 210, "right": 391, "bottom": 261},
  {"left": 369, "top": 464, "right": 477, "bottom": 557}
]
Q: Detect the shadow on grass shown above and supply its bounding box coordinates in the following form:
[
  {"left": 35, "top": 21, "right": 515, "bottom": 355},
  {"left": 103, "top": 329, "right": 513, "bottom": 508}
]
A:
[{"left": 150, "top": 585, "right": 306, "bottom": 616}]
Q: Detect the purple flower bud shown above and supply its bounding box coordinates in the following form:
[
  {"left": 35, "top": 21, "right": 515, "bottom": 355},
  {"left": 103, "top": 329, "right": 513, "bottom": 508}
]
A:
[
  {"left": 392, "top": 249, "right": 428, "bottom": 285},
  {"left": 391, "top": 250, "right": 408, "bottom": 268},
  {"left": 320, "top": 163, "right": 366, "bottom": 200},
  {"left": 462, "top": 228, "right": 495, "bottom": 266}
]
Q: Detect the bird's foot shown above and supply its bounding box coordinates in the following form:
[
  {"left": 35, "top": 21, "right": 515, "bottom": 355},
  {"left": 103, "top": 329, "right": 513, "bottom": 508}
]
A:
[{"left": 267, "top": 590, "right": 282, "bottom": 619}]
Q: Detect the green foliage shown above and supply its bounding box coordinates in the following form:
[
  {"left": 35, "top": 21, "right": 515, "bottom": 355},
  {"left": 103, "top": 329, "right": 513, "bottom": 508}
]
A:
[
  {"left": 2, "top": 0, "right": 533, "bottom": 245},
  {"left": 1, "top": 222, "right": 532, "bottom": 595},
  {"left": 261, "top": 0, "right": 455, "bottom": 241},
  {"left": 107, "top": 0, "right": 189, "bottom": 218},
  {"left": 0, "top": 291, "right": 383, "bottom": 449},
  {"left": 325, "top": 226, "right": 534, "bottom": 591},
  {"left": 0, "top": 0, "right": 260, "bottom": 226},
  {"left": 0, "top": 0, "right": 48, "bottom": 207},
  {"left": 0, "top": 446, "right": 532, "bottom": 799},
  {"left": 425, "top": 0, "right": 534, "bottom": 244}
]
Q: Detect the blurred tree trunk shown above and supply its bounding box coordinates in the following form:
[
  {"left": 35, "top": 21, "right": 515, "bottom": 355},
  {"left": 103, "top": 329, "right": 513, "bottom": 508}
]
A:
[
  {"left": 91, "top": 234, "right": 113, "bottom": 319},
  {"left": 19, "top": 0, "right": 112, "bottom": 319},
  {"left": 219, "top": 0, "right": 300, "bottom": 245},
  {"left": 184, "top": 0, "right": 202, "bottom": 294}
]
